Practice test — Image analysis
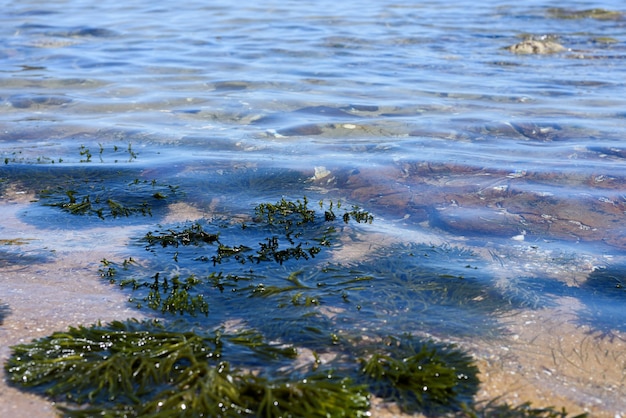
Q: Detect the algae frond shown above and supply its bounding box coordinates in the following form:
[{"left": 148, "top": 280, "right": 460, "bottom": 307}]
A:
[
  {"left": 0, "top": 301, "right": 9, "bottom": 325},
  {"left": 359, "top": 335, "right": 479, "bottom": 415},
  {"left": 40, "top": 178, "right": 179, "bottom": 219},
  {"left": 5, "top": 319, "right": 368, "bottom": 417}
]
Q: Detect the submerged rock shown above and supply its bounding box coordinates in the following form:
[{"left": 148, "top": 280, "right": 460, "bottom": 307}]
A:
[
  {"left": 507, "top": 39, "right": 566, "bottom": 55},
  {"left": 547, "top": 7, "right": 623, "bottom": 20}
]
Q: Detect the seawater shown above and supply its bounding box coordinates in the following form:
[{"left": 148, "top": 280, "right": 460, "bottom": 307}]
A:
[{"left": 2, "top": 0, "right": 626, "bottom": 416}]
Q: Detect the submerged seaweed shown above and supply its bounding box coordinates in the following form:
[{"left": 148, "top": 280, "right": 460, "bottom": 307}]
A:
[
  {"left": 103, "top": 197, "right": 371, "bottom": 320},
  {"left": 5, "top": 318, "right": 583, "bottom": 417},
  {"left": 1, "top": 164, "right": 181, "bottom": 226},
  {"left": 358, "top": 335, "right": 479, "bottom": 415},
  {"left": 5, "top": 319, "right": 481, "bottom": 417},
  {"left": 576, "top": 265, "right": 626, "bottom": 337},
  {"left": 101, "top": 200, "right": 540, "bottom": 342},
  {"left": 4, "top": 194, "right": 589, "bottom": 416},
  {"left": 4, "top": 319, "right": 368, "bottom": 417},
  {"left": 0, "top": 301, "right": 9, "bottom": 325},
  {"left": 39, "top": 178, "right": 179, "bottom": 220}
]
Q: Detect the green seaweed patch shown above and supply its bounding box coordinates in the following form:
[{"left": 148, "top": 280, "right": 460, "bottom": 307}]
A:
[
  {"left": 100, "top": 200, "right": 541, "bottom": 340},
  {"left": 5, "top": 319, "right": 488, "bottom": 417},
  {"left": 3, "top": 320, "right": 588, "bottom": 417},
  {"left": 359, "top": 335, "right": 479, "bottom": 415},
  {"left": 40, "top": 178, "right": 180, "bottom": 219},
  {"left": 101, "top": 198, "right": 373, "bottom": 318},
  {"left": 2, "top": 319, "right": 370, "bottom": 417}
]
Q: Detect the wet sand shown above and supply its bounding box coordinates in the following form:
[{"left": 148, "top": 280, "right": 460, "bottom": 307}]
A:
[
  {"left": 0, "top": 191, "right": 149, "bottom": 418},
  {"left": 473, "top": 302, "right": 626, "bottom": 417}
]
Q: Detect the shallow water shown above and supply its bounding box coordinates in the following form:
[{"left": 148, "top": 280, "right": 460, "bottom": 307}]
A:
[{"left": 2, "top": 0, "right": 626, "bottom": 416}]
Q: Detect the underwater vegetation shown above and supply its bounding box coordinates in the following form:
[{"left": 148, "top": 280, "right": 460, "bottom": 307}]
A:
[
  {"left": 4, "top": 196, "right": 588, "bottom": 417},
  {"left": 4, "top": 319, "right": 587, "bottom": 417},
  {"left": 576, "top": 264, "right": 626, "bottom": 338},
  {"left": 102, "top": 197, "right": 375, "bottom": 321},
  {"left": 100, "top": 197, "right": 530, "bottom": 341},
  {"left": 0, "top": 300, "right": 9, "bottom": 325},
  {"left": 39, "top": 177, "right": 179, "bottom": 220},
  {"left": 359, "top": 335, "right": 479, "bottom": 414},
  {"left": 1, "top": 164, "right": 180, "bottom": 224},
  {"left": 5, "top": 319, "right": 475, "bottom": 417},
  {"left": 1, "top": 142, "right": 179, "bottom": 225},
  {"left": 2, "top": 141, "right": 139, "bottom": 166}
]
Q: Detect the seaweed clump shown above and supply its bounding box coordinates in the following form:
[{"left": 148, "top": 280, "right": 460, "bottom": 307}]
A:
[
  {"left": 102, "top": 197, "right": 374, "bottom": 318},
  {"left": 359, "top": 335, "right": 479, "bottom": 415},
  {"left": 5, "top": 320, "right": 480, "bottom": 417},
  {"left": 40, "top": 178, "right": 179, "bottom": 220},
  {"left": 5, "top": 320, "right": 585, "bottom": 417}
]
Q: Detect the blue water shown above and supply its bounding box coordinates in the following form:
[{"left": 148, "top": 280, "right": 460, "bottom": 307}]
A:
[{"left": 2, "top": 0, "right": 626, "bottom": 414}]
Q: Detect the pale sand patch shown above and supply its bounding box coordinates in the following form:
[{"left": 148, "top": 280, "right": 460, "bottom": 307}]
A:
[
  {"left": 471, "top": 299, "right": 626, "bottom": 417},
  {"left": 0, "top": 261, "right": 148, "bottom": 418},
  {"left": 0, "top": 190, "right": 149, "bottom": 417}
]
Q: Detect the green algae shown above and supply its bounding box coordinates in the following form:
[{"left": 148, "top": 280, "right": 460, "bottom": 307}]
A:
[
  {"left": 5, "top": 319, "right": 473, "bottom": 417},
  {"left": 3, "top": 194, "right": 589, "bottom": 416},
  {"left": 102, "top": 198, "right": 370, "bottom": 317},
  {"left": 102, "top": 200, "right": 542, "bottom": 340},
  {"left": 4, "top": 319, "right": 366, "bottom": 417},
  {"left": 1, "top": 164, "right": 180, "bottom": 224},
  {"left": 359, "top": 335, "right": 479, "bottom": 415},
  {"left": 0, "top": 301, "right": 9, "bottom": 325},
  {"left": 39, "top": 178, "right": 180, "bottom": 220},
  {"left": 5, "top": 319, "right": 584, "bottom": 417}
]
